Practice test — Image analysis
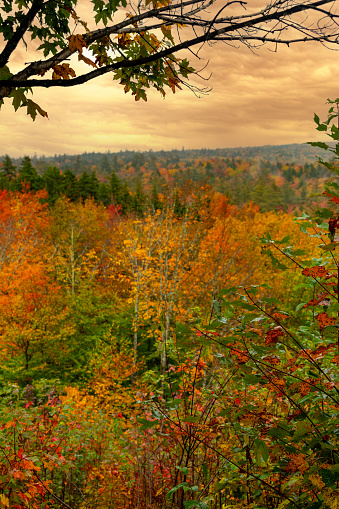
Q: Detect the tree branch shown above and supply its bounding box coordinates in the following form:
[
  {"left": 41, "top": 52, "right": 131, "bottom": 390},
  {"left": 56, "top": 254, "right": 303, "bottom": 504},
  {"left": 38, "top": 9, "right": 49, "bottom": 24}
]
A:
[
  {"left": 0, "top": 0, "right": 44, "bottom": 69},
  {"left": 0, "top": 0, "right": 336, "bottom": 100}
]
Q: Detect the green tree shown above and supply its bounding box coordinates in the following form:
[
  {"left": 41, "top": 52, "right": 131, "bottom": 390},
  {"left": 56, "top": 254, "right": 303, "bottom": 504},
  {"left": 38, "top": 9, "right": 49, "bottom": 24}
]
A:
[
  {"left": 17, "top": 156, "right": 43, "bottom": 191},
  {"left": 1, "top": 154, "right": 16, "bottom": 180},
  {"left": 150, "top": 182, "right": 163, "bottom": 211},
  {"left": 101, "top": 154, "right": 111, "bottom": 175},
  {"left": 62, "top": 169, "right": 79, "bottom": 201},
  {"left": 110, "top": 169, "right": 123, "bottom": 201},
  {"left": 43, "top": 165, "right": 64, "bottom": 204},
  {"left": 78, "top": 171, "right": 99, "bottom": 201},
  {"left": 131, "top": 180, "right": 146, "bottom": 217},
  {"left": 98, "top": 181, "right": 112, "bottom": 207}
]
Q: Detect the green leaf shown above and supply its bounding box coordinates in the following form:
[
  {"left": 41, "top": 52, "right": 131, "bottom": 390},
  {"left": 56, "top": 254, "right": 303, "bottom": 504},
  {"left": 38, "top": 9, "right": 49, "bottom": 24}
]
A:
[
  {"left": 319, "top": 468, "right": 339, "bottom": 487},
  {"left": 137, "top": 418, "right": 158, "bottom": 430},
  {"left": 213, "top": 299, "right": 221, "bottom": 316},
  {"left": 308, "top": 141, "right": 329, "bottom": 150},
  {"left": 315, "top": 208, "right": 335, "bottom": 219},
  {"left": 167, "top": 482, "right": 189, "bottom": 499},
  {"left": 184, "top": 502, "right": 208, "bottom": 509},
  {"left": 319, "top": 242, "right": 338, "bottom": 251},
  {"left": 327, "top": 303, "right": 339, "bottom": 312},
  {"left": 183, "top": 416, "right": 199, "bottom": 423},
  {"left": 0, "top": 65, "right": 13, "bottom": 80},
  {"left": 176, "top": 466, "right": 189, "bottom": 475},
  {"left": 243, "top": 374, "right": 265, "bottom": 384},
  {"left": 218, "top": 287, "right": 238, "bottom": 296},
  {"left": 314, "top": 113, "right": 321, "bottom": 125},
  {"left": 275, "top": 235, "right": 291, "bottom": 245},
  {"left": 261, "top": 297, "right": 282, "bottom": 306},
  {"left": 266, "top": 426, "right": 289, "bottom": 439},
  {"left": 254, "top": 438, "right": 268, "bottom": 464}
]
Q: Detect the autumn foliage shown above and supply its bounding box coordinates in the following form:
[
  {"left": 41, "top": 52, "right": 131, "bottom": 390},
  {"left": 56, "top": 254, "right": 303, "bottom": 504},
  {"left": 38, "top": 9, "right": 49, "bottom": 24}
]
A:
[{"left": 3, "top": 109, "right": 339, "bottom": 508}]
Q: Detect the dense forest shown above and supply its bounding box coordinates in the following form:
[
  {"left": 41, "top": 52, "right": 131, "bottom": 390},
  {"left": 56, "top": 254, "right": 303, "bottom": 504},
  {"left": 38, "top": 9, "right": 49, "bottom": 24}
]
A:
[
  {"left": 0, "top": 143, "right": 333, "bottom": 215},
  {"left": 2, "top": 134, "right": 339, "bottom": 509}
]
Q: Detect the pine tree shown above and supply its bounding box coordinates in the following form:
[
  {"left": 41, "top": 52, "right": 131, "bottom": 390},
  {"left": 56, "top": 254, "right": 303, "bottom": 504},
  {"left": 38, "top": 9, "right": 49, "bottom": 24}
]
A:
[
  {"left": 43, "top": 166, "right": 64, "bottom": 204},
  {"left": 150, "top": 183, "right": 163, "bottom": 211},
  {"left": 101, "top": 155, "right": 111, "bottom": 175},
  {"left": 110, "top": 170, "right": 122, "bottom": 201},
  {"left": 2, "top": 155, "right": 16, "bottom": 180},
  {"left": 98, "top": 182, "right": 112, "bottom": 207},
  {"left": 17, "top": 156, "right": 43, "bottom": 191},
  {"left": 62, "top": 169, "right": 79, "bottom": 201},
  {"left": 131, "top": 180, "right": 146, "bottom": 216},
  {"left": 78, "top": 171, "right": 99, "bottom": 201}
]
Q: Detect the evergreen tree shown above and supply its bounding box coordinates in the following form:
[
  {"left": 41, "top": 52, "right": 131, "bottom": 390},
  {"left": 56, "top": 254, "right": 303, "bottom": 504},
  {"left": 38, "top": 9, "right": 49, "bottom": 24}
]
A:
[
  {"left": 101, "top": 155, "right": 111, "bottom": 175},
  {"left": 43, "top": 166, "right": 64, "bottom": 204},
  {"left": 119, "top": 182, "right": 131, "bottom": 214},
  {"left": 173, "top": 189, "right": 186, "bottom": 217},
  {"left": 150, "top": 182, "right": 163, "bottom": 211},
  {"left": 281, "top": 180, "right": 296, "bottom": 211},
  {"left": 2, "top": 155, "right": 16, "bottom": 180},
  {"left": 17, "top": 156, "right": 43, "bottom": 191},
  {"left": 62, "top": 169, "right": 79, "bottom": 201},
  {"left": 78, "top": 171, "right": 99, "bottom": 201},
  {"left": 131, "top": 180, "right": 146, "bottom": 216},
  {"left": 98, "top": 182, "right": 112, "bottom": 207},
  {"left": 110, "top": 170, "right": 122, "bottom": 201},
  {"left": 74, "top": 155, "right": 82, "bottom": 173}
]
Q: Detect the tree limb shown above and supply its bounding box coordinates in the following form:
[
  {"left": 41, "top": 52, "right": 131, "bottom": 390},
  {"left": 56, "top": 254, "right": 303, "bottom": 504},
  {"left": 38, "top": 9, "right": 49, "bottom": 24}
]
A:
[{"left": 0, "top": 0, "right": 44, "bottom": 69}]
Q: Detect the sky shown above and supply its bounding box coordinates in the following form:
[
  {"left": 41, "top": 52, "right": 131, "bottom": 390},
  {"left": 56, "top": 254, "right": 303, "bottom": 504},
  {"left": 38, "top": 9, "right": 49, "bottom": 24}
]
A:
[{"left": 1, "top": 2, "right": 339, "bottom": 158}]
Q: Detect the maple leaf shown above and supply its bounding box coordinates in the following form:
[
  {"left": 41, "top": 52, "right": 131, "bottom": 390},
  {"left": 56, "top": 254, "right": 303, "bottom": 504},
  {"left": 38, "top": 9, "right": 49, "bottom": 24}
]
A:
[
  {"left": 269, "top": 377, "right": 286, "bottom": 393},
  {"left": 302, "top": 266, "right": 328, "bottom": 278},
  {"left": 52, "top": 63, "right": 76, "bottom": 80},
  {"left": 68, "top": 34, "right": 87, "bottom": 54},
  {"left": 25, "top": 99, "right": 48, "bottom": 120},
  {"left": 315, "top": 312, "right": 336, "bottom": 330},
  {"left": 117, "top": 32, "right": 132, "bottom": 47},
  {"left": 265, "top": 327, "right": 284, "bottom": 345}
]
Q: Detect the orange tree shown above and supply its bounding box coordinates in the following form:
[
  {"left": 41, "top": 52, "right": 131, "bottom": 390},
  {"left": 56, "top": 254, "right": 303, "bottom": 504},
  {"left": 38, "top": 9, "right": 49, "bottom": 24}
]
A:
[{"left": 0, "top": 189, "right": 73, "bottom": 382}]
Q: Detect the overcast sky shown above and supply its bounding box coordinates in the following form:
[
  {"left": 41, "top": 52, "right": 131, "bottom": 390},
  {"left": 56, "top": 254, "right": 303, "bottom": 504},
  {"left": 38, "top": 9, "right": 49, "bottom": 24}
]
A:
[{"left": 1, "top": 2, "right": 339, "bottom": 158}]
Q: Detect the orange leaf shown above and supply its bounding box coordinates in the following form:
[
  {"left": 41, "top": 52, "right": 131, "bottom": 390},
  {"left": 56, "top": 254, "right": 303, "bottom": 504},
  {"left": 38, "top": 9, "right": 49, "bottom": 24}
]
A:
[
  {"left": 68, "top": 34, "right": 87, "bottom": 54},
  {"left": 302, "top": 266, "right": 328, "bottom": 278}
]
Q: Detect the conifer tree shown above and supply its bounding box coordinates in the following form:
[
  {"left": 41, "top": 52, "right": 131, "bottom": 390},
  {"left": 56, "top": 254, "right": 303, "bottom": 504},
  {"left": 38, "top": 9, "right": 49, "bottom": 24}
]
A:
[
  {"left": 62, "top": 169, "right": 78, "bottom": 202},
  {"left": 101, "top": 155, "right": 111, "bottom": 175},
  {"left": 43, "top": 165, "right": 64, "bottom": 204},
  {"left": 2, "top": 154, "right": 16, "bottom": 180},
  {"left": 17, "top": 156, "right": 43, "bottom": 191}
]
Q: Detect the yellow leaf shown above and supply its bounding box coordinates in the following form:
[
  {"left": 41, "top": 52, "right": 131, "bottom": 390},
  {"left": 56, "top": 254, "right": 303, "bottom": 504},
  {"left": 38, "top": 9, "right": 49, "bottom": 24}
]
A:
[
  {"left": 68, "top": 34, "right": 87, "bottom": 54},
  {"left": 0, "top": 494, "right": 10, "bottom": 508}
]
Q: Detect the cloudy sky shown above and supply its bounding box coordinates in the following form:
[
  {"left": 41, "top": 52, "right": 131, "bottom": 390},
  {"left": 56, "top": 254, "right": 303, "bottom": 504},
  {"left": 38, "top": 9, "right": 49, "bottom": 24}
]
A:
[{"left": 1, "top": 1, "right": 339, "bottom": 157}]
